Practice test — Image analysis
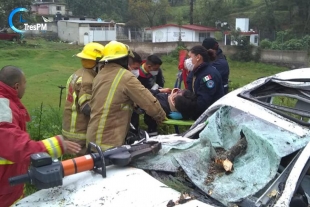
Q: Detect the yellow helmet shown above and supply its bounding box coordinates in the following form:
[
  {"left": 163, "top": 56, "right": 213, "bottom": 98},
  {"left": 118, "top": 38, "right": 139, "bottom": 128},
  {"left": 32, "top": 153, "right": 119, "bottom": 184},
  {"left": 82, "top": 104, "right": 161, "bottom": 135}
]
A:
[
  {"left": 76, "top": 42, "right": 105, "bottom": 61},
  {"left": 100, "top": 41, "right": 134, "bottom": 62}
]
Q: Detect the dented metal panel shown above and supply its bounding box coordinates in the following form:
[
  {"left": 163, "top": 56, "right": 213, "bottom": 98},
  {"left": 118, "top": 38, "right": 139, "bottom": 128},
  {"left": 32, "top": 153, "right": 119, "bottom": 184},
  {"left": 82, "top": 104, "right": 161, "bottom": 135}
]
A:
[{"left": 14, "top": 166, "right": 212, "bottom": 207}]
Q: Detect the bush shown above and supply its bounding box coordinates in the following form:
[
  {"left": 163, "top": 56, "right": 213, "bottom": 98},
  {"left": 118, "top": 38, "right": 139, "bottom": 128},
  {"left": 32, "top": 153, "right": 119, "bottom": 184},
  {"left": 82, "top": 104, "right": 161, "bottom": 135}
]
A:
[
  {"left": 27, "top": 103, "right": 63, "bottom": 141},
  {"left": 259, "top": 39, "right": 272, "bottom": 49},
  {"left": 230, "top": 29, "right": 259, "bottom": 62},
  {"left": 169, "top": 45, "right": 187, "bottom": 59},
  {"left": 264, "top": 31, "right": 310, "bottom": 51}
]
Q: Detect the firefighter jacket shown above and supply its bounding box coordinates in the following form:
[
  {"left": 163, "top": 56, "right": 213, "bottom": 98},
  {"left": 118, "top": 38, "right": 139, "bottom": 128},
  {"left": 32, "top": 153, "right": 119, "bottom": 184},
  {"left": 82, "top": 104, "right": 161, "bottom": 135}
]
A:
[
  {"left": 62, "top": 68, "right": 96, "bottom": 149},
  {"left": 0, "top": 81, "right": 66, "bottom": 207},
  {"left": 187, "top": 62, "right": 224, "bottom": 119},
  {"left": 86, "top": 63, "right": 166, "bottom": 150}
]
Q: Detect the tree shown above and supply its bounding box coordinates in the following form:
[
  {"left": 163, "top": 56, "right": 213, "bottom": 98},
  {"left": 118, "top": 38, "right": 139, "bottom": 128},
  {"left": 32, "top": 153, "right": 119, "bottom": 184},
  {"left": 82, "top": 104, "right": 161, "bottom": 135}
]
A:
[
  {"left": 189, "top": 0, "right": 193, "bottom": 24},
  {"left": 277, "top": 0, "right": 310, "bottom": 35},
  {"left": 0, "top": 0, "right": 32, "bottom": 28},
  {"left": 232, "top": 0, "right": 252, "bottom": 7},
  {"left": 230, "top": 28, "right": 256, "bottom": 62},
  {"left": 251, "top": 0, "right": 277, "bottom": 40},
  {"left": 128, "top": 0, "right": 170, "bottom": 27},
  {"left": 194, "top": 0, "right": 231, "bottom": 26},
  {"left": 168, "top": 0, "right": 186, "bottom": 6},
  {"left": 66, "top": 0, "right": 127, "bottom": 22}
]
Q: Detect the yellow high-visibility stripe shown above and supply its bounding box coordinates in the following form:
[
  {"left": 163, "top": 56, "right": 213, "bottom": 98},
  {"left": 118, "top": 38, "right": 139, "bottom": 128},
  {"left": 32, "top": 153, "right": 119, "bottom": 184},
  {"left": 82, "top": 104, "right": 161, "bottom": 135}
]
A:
[
  {"left": 70, "top": 91, "right": 78, "bottom": 132},
  {"left": 0, "top": 157, "right": 14, "bottom": 165},
  {"left": 95, "top": 69, "right": 126, "bottom": 145},
  {"left": 65, "top": 74, "right": 73, "bottom": 96},
  {"left": 76, "top": 77, "right": 82, "bottom": 84},
  {"left": 41, "top": 137, "right": 62, "bottom": 158},
  {"left": 62, "top": 129, "right": 86, "bottom": 139},
  {"left": 78, "top": 94, "right": 91, "bottom": 106}
]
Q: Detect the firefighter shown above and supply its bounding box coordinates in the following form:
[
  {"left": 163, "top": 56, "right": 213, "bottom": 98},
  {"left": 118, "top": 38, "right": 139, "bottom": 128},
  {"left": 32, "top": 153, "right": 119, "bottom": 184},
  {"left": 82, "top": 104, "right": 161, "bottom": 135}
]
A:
[
  {"left": 62, "top": 42, "right": 105, "bottom": 154},
  {"left": 86, "top": 41, "right": 166, "bottom": 150},
  {"left": 0, "top": 66, "right": 81, "bottom": 207}
]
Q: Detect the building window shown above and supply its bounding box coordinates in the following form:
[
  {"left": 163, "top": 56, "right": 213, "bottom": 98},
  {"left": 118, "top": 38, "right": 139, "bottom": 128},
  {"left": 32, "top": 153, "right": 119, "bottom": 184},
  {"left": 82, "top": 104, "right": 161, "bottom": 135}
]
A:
[
  {"left": 254, "top": 35, "right": 258, "bottom": 43},
  {"left": 56, "top": 6, "right": 61, "bottom": 11},
  {"left": 199, "top": 33, "right": 210, "bottom": 42}
]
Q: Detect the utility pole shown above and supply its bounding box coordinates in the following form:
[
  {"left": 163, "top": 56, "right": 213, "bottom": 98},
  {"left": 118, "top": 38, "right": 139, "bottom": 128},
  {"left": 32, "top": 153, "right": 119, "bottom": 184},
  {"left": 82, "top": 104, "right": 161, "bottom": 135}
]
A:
[{"left": 189, "top": 0, "right": 194, "bottom": 25}]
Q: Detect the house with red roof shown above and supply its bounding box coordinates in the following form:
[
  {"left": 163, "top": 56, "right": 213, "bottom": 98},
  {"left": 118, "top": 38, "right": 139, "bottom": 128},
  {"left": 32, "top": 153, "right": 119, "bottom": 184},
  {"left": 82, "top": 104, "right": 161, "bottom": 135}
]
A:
[{"left": 145, "top": 24, "right": 219, "bottom": 43}]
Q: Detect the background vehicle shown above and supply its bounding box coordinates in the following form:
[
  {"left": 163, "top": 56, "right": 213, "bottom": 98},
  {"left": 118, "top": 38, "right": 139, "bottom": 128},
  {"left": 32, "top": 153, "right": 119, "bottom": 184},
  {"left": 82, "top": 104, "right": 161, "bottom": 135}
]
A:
[{"left": 0, "top": 29, "right": 20, "bottom": 41}]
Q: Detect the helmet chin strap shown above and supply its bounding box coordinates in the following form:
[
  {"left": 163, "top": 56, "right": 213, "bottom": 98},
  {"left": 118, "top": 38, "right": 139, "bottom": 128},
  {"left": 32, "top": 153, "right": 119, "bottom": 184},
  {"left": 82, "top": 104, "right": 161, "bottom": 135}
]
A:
[{"left": 95, "top": 57, "right": 103, "bottom": 73}]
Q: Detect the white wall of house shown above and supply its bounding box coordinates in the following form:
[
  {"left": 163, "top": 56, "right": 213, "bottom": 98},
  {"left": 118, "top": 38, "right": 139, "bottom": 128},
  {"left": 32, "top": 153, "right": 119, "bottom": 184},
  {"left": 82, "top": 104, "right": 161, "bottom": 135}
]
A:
[
  {"left": 236, "top": 18, "right": 249, "bottom": 32},
  {"left": 250, "top": 34, "right": 259, "bottom": 46},
  {"left": 224, "top": 33, "right": 259, "bottom": 46},
  {"left": 58, "top": 21, "right": 79, "bottom": 43},
  {"left": 151, "top": 26, "right": 215, "bottom": 43},
  {"left": 49, "top": 4, "right": 66, "bottom": 15},
  {"left": 58, "top": 21, "right": 117, "bottom": 45}
]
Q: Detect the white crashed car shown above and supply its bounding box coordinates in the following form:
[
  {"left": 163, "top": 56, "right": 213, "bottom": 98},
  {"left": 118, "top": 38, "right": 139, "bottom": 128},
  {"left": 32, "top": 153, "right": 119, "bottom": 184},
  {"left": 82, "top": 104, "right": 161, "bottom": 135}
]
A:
[{"left": 14, "top": 68, "right": 310, "bottom": 207}]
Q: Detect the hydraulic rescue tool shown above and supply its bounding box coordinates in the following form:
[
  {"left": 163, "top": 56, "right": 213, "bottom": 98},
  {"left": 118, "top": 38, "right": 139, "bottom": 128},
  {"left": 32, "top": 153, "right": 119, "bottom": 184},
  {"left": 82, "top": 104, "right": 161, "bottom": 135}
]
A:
[{"left": 9, "top": 141, "right": 161, "bottom": 189}]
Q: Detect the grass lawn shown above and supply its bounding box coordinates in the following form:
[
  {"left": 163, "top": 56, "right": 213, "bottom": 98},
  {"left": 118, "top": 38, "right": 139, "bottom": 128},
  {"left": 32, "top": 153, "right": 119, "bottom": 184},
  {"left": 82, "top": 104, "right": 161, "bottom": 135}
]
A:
[
  {"left": 0, "top": 39, "right": 82, "bottom": 110},
  {"left": 0, "top": 38, "right": 288, "bottom": 111}
]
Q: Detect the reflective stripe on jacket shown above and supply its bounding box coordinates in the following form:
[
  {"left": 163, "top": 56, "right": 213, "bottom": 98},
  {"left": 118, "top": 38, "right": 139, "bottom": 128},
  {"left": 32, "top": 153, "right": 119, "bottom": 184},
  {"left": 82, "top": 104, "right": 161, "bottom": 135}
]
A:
[
  {"left": 87, "top": 63, "right": 166, "bottom": 150},
  {"left": 62, "top": 68, "right": 96, "bottom": 148},
  {"left": 0, "top": 81, "right": 65, "bottom": 207}
]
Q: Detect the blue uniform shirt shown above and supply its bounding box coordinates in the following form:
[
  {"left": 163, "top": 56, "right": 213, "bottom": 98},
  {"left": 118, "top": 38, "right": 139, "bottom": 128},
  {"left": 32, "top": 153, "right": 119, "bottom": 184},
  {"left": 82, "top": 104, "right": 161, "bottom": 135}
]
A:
[{"left": 187, "top": 62, "right": 224, "bottom": 119}]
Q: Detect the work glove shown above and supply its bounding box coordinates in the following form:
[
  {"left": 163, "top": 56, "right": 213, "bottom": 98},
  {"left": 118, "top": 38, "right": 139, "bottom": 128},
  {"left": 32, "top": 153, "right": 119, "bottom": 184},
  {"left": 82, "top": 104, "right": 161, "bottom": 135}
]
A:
[
  {"left": 151, "top": 84, "right": 159, "bottom": 90},
  {"left": 169, "top": 111, "right": 183, "bottom": 120}
]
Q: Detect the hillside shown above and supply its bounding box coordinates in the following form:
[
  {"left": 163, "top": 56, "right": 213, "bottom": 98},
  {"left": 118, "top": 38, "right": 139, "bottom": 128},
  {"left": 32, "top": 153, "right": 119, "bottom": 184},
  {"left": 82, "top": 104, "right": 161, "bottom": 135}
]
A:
[{"left": 166, "top": 0, "right": 303, "bottom": 40}]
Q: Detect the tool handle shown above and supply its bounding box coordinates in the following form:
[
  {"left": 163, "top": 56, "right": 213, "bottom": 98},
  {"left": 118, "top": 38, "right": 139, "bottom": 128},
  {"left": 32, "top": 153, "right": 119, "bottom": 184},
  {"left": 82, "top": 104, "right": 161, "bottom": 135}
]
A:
[{"left": 9, "top": 173, "right": 30, "bottom": 186}]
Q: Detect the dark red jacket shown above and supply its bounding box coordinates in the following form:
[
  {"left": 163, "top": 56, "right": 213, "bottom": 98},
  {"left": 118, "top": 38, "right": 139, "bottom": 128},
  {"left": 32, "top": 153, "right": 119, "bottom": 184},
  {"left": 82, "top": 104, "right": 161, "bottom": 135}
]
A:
[{"left": 0, "top": 81, "right": 64, "bottom": 207}]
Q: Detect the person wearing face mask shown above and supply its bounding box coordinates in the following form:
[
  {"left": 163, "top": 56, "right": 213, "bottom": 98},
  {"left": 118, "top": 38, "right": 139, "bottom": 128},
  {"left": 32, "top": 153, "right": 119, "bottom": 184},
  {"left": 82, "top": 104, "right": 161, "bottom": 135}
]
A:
[
  {"left": 62, "top": 42, "right": 105, "bottom": 154},
  {"left": 138, "top": 55, "right": 165, "bottom": 90},
  {"left": 128, "top": 51, "right": 142, "bottom": 78},
  {"left": 86, "top": 41, "right": 166, "bottom": 150},
  {"left": 129, "top": 54, "right": 170, "bottom": 135},
  {"left": 186, "top": 45, "right": 224, "bottom": 119}
]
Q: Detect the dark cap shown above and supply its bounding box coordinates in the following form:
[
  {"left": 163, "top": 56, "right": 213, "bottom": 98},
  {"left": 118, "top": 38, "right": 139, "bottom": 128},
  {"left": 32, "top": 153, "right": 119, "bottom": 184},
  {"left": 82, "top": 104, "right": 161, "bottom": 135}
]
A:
[{"left": 202, "top": 37, "right": 218, "bottom": 50}]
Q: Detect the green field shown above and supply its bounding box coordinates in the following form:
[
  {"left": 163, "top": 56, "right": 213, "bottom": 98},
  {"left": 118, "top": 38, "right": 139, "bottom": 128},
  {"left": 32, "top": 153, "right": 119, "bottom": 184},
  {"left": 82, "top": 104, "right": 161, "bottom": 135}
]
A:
[{"left": 0, "top": 39, "right": 288, "bottom": 111}]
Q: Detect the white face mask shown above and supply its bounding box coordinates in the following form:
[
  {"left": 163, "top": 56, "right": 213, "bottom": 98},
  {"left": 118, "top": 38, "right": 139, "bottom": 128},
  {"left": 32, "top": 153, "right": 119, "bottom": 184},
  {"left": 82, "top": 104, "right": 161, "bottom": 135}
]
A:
[
  {"left": 150, "top": 70, "right": 159, "bottom": 76},
  {"left": 131, "top": 69, "right": 139, "bottom": 78},
  {"left": 185, "top": 58, "right": 194, "bottom": 71}
]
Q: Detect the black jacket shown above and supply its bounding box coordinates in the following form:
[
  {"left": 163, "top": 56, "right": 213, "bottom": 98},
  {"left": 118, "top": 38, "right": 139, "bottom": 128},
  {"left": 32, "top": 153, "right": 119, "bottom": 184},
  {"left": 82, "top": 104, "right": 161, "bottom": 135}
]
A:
[
  {"left": 137, "top": 68, "right": 165, "bottom": 89},
  {"left": 150, "top": 90, "right": 170, "bottom": 116},
  {"left": 212, "top": 48, "right": 230, "bottom": 94}
]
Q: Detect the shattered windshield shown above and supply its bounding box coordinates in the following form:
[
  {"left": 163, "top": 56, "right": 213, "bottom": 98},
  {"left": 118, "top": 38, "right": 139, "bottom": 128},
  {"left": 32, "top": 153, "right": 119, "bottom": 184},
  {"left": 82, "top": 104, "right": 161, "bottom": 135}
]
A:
[{"left": 132, "top": 106, "right": 310, "bottom": 206}]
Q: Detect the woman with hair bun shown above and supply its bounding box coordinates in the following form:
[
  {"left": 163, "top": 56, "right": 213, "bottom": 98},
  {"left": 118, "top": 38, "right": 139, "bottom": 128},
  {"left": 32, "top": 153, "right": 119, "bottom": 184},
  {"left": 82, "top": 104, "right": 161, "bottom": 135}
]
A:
[{"left": 186, "top": 45, "right": 224, "bottom": 119}]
